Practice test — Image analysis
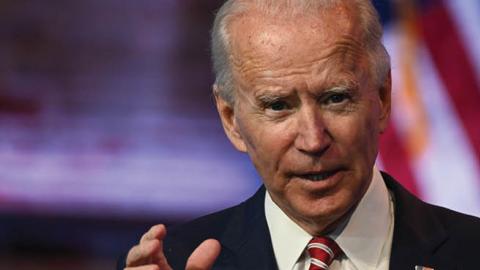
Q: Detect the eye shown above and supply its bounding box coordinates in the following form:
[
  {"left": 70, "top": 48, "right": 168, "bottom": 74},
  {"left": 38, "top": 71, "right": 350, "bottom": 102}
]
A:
[
  {"left": 268, "top": 100, "right": 289, "bottom": 111},
  {"left": 325, "top": 93, "right": 349, "bottom": 104}
]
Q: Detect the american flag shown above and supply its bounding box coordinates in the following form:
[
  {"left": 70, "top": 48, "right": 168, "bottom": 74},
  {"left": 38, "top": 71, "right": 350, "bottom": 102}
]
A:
[{"left": 377, "top": 0, "right": 480, "bottom": 216}]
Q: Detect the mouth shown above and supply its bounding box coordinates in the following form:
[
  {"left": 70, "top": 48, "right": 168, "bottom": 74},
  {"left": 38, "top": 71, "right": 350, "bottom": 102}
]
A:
[{"left": 290, "top": 168, "right": 344, "bottom": 182}]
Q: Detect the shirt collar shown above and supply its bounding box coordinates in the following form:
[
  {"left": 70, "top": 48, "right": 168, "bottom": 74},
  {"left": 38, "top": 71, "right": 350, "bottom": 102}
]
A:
[
  {"left": 264, "top": 168, "right": 392, "bottom": 270},
  {"left": 265, "top": 188, "right": 312, "bottom": 270},
  {"left": 331, "top": 168, "right": 392, "bottom": 269}
]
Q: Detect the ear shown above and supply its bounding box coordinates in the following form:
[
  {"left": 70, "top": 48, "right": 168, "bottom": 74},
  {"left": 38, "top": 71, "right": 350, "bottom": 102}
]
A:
[
  {"left": 378, "top": 70, "right": 392, "bottom": 133},
  {"left": 213, "top": 85, "right": 247, "bottom": 152}
]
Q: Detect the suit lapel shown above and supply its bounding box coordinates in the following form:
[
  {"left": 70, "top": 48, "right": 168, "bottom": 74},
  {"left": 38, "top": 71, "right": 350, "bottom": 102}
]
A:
[
  {"left": 215, "top": 186, "right": 278, "bottom": 270},
  {"left": 383, "top": 173, "right": 452, "bottom": 270},
  {"left": 215, "top": 173, "right": 453, "bottom": 270}
]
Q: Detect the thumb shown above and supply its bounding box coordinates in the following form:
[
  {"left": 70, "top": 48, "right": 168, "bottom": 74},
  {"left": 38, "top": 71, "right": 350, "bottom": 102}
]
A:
[{"left": 185, "top": 239, "right": 221, "bottom": 270}]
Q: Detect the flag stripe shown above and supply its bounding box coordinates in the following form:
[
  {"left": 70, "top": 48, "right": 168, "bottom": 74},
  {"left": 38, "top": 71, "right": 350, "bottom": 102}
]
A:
[
  {"left": 420, "top": 3, "right": 480, "bottom": 171},
  {"left": 380, "top": 122, "right": 420, "bottom": 195},
  {"left": 445, "top": 1, "right": 480, "bottom": 80},
  {"left": 395, "top": 1, "right": 430, "bottom": 159},
  {"left": 412, "top": 44, "right": 480, "bottom": 216}
]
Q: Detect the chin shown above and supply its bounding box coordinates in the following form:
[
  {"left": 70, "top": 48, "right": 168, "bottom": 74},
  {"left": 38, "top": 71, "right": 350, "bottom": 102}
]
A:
[{"left": 288, "top": 194, "right": 351, "bottom": 231}]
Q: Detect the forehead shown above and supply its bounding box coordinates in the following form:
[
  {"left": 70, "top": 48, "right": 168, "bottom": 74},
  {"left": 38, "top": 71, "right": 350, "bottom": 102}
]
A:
[
  {"left": 230, "top": 5, "right": 357, "bottom": 51},
  {"left": 227, "top": 4, "right": 365, "bottom": 85}
]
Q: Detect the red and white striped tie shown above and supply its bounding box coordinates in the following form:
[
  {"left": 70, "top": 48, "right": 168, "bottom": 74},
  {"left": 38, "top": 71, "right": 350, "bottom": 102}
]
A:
[{"left": 307, "top": 237, "right": 342, "bottom": 270}]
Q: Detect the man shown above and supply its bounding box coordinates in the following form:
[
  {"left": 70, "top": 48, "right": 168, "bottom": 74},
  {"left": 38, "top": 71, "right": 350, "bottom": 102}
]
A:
[{"left": 122, "top": 0, "right": 480, "bottom": 269}]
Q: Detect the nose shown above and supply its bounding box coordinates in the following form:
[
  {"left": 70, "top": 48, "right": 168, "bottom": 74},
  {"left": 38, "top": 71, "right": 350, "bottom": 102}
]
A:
[{"left": 294, "top": 106, "right": 331, "bottom": 155}]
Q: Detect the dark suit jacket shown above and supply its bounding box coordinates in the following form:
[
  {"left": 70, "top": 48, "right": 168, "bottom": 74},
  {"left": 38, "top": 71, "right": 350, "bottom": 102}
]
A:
[{"left": 121, "top": 173, "right": 480, "bottom": 269}]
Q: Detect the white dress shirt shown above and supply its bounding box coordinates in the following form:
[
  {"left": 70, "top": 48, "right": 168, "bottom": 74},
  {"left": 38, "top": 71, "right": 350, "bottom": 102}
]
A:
[{"left": 265, "top": 168, "right": 395, "bottom": 270}]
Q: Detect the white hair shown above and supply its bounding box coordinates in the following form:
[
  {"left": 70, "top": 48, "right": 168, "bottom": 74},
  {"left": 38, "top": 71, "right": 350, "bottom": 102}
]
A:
[{"left": 211, "top": 0, "right": 391, "bottom": 105}]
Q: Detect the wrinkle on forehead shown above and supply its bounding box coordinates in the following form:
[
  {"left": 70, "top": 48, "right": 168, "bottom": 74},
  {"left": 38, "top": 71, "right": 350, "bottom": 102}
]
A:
[
  {"left": 321, "top": 36, "right": 365, "bottom": 74},
  {"left": 227, "top": 6, "right": 366, "bottom": 89},
  {"left": 232, "top": 36, "right": 367, "bottom": 91}
]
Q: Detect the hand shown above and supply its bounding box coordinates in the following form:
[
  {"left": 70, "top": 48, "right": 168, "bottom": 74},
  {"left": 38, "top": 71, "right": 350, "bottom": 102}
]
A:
[{"left": 125, "top": 224, "right": 221, "bottom": 270}]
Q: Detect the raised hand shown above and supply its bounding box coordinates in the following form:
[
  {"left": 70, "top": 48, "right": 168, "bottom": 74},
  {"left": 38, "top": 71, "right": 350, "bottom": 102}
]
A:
[{"left": 124, "top": 224, "right": 221, "bottom": 270}]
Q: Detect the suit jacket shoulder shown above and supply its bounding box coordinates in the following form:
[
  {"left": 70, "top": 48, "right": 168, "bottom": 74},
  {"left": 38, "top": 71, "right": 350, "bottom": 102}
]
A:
[
  {"left": 164, "top": 186, "right": 277, "bottom": 270},
  {"left": 383, "top": 172, "right": 480, "bottom": 270}
]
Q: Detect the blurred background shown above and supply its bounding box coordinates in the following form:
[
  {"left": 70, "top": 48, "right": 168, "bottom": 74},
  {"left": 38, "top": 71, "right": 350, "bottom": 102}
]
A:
[{"left": 0, "top": 0, "right": 479, "bottom": 269}]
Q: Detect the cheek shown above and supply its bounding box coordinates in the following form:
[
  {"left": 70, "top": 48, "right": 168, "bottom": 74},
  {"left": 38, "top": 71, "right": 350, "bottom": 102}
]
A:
[
  {"left": 327, "top": 110, "right": 380, "bottom": 160},
  {"left": 238, "top": 118, "right": 296, "bottom": 174}
]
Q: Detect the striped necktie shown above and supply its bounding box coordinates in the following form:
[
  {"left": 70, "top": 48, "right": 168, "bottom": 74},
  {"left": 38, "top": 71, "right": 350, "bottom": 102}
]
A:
[{"left": 307, "top": 237, "right": 342, "bottom": 270}]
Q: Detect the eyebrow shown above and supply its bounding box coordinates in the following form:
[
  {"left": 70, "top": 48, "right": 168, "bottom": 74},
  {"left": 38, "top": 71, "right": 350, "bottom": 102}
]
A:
[
  {"left": 322, "top": 82, "right": 358, "bottom": 92},
  {"left": 254, "top": 89, "right": 294, "bottom": 103},
  {"left": 324, "top": 85, "right": 355, "bottom": 92},
  {"left": 321, "top": 77, "right": 359, "bottom": 91}
]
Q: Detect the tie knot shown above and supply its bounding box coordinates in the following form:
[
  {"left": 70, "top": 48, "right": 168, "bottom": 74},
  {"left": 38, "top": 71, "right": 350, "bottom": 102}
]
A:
[{"left": 307, "top": 237, "right": 342, "bottom": 270}]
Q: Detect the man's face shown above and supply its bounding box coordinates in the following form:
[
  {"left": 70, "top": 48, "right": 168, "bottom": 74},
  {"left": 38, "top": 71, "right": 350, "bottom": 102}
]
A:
[{"left": 216, "top": 6, "right": 391, "bottom": 234}]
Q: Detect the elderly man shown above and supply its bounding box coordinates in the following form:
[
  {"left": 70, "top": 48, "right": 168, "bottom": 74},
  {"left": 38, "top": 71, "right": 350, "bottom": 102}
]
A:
[{"left": 122, "top": 0, "right": 480, "bottom": 269}]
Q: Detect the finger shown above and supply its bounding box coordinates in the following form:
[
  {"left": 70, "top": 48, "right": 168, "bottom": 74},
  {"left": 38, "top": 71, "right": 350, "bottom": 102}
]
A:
[
  {"left": 124, "top": 265, "right": 160, "bottom": 270},
  {"left": 186, "top": 239, "right": 221, "bottom": 270},
  {"left": 126, "top": 239, "right": 160, "bottom": 266},
  {"left": 140, "top": 224, "right": 167, "bottom": 243}
]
